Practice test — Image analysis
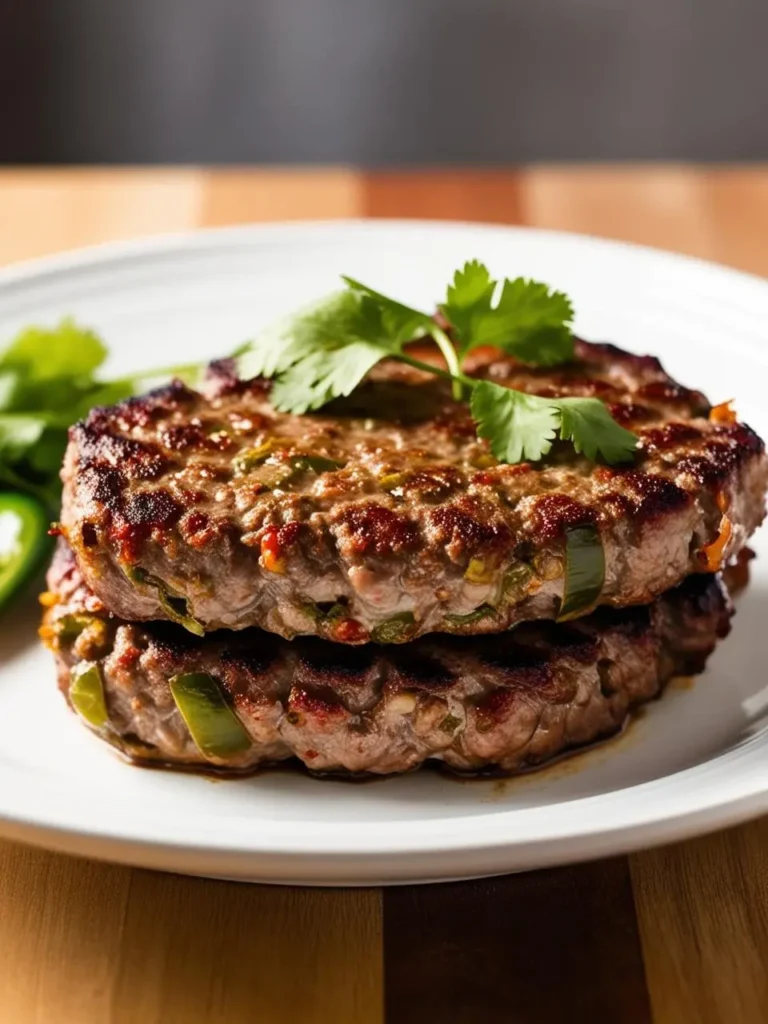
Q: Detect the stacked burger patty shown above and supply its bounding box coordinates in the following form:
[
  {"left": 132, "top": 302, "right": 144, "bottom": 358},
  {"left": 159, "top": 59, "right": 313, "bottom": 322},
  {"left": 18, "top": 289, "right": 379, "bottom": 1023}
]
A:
[{"left": 42, "top": 340, "right": 768, "bottom": 775}]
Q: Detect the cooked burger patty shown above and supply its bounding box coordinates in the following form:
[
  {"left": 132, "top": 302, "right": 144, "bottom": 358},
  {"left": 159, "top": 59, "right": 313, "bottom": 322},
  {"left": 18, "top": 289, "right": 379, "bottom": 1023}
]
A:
[
  {"left": 44, "top": 542, "right": 733, "bottom": 776},
  {"left": 60, "top": 340, "right": 767, "bottom": 643}
]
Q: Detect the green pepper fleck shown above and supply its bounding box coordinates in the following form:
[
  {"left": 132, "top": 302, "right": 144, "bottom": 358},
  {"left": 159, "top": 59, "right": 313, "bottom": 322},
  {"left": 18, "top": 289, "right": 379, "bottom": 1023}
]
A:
[
  {"left": 502, "top": 563, "right": 533, "bottom": 597},
  {"left": 302, "top": 600, "right": 348, "bottom": 623},
  {"left": 557, "top": 524, "right": 605, "bottom": 621},
  {"left": 371, "top": 611, "right": 416, "bottom": 644},
  {"left": 54, "top": 613, "right": 97, "bottom": 642},
  {"left": 125, "top": 566, "right": 205, "bottom": 636},
  {"left": 169, "top": 672, "right": 251, "bottom": 760},
  {"left": 69, "top": 662, "right": 109, "bottom": 729},
  {"left": 232, "top": 439, "right": 279, "bottom": 474},
  {"left": 439, "top": 713, "right": 462, "bottom": 733},
  {"left": 445, "top": 604, "right": 496, "bottom": 627},
  {"left": 289, "top": 455, "right": 344, "bottom": 475}
]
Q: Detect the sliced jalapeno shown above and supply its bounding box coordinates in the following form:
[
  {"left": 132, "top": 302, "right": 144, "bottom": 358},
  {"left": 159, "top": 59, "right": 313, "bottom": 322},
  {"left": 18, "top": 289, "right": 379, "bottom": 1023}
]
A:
[
  {"left": 289, "top": 455, "right": 344, "bottom": 474},
  {"left": 69, "top": 662, "right": 109, "bottom": 729},
  {"left": 125, "top": 566, "right": 205, "bottom": 636},
  {"left": 232, "top": 439, "right": 280, "bottom": 474},
  {"left": 54, "top": 613, "right": 97, "bottom": 642},
  {"left": 0, "top": 492, "right": 49, "bottom": 611},
  {"left": 557, "top": 524, "right": 605, "bottom": 621},
  {"left": 169, "top": 672, "right": 251, "bottom": 760}
]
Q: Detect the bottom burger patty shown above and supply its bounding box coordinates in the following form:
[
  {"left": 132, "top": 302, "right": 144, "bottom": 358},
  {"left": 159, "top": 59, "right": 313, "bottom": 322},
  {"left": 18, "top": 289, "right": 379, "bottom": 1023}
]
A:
[{"left": 43, "top": 543, "right": 734, "bottom": 776}]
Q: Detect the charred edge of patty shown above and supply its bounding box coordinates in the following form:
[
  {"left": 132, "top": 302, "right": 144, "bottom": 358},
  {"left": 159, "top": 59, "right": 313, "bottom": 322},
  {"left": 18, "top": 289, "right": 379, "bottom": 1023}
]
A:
[{"left": 43, "top": 556, "right": 735, "bottom": 776}]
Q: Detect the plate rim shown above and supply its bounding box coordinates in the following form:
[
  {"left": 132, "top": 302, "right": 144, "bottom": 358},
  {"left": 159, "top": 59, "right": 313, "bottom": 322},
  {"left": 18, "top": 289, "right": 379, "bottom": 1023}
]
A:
[{"left": 2, "top": 217, "right": 768, "bottom": 883}]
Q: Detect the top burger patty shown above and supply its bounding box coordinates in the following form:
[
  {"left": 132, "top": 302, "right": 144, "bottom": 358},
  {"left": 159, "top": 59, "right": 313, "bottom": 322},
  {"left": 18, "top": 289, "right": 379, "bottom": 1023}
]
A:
[{"left": 60, "top": 339, "right": 768, "bottom": 642}]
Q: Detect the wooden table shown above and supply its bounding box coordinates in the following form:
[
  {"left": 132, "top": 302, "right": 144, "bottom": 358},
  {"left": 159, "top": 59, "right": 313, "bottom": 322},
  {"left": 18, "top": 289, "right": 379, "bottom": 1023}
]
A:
[{"left": 1, "top": 167, "right": 768, "bottom": 1024}]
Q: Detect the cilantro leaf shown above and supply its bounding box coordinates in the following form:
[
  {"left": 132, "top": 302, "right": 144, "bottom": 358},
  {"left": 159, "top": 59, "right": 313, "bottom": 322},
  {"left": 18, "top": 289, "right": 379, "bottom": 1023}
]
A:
[
  {"left": 342, "top": 276, "right": 433, "bottom": 343},
  {"left": 0, "top": 320, "right": 206, "bottom": 512},
  {"left": 442, "top": 260, "right": 496, "bottom": 346},
  {"left": 238, "top": 289, "right": 401, "bottom": 414},
  {"left": 470, "top": 382, "right": 560, "bottom": 463},
  {"left": 557, "top": 397, "right": 639, "bottom": 463},
  {"left": 441, "top": 263, "right": 574, "bottom": 366},
  {"left": 470, "top": 381, "right": 638, "bottom": 465},
  {"left": 236, "top": 267, "right": 636, "bottom": 469},
  {"left": 271, "top": 341, "right": 388, "bottom": 414},
  {"left": 0, "top": 319, "right": 107, "bottom": 381}
]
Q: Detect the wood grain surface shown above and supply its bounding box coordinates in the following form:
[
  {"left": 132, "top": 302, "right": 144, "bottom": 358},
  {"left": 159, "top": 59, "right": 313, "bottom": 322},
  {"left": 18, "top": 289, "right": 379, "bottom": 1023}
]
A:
[{"left": 0, "top": 166, "right": 767, "bottom": 1023}]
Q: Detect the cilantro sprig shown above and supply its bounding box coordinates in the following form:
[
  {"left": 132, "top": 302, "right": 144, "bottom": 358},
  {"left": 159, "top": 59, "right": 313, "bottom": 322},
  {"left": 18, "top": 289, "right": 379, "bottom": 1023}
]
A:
[
  {"left": 0, "top": 320, "right": 201, "bottom": 508},
  {"left": 239, "top": 262, "right": 638, "bottom": 465}
]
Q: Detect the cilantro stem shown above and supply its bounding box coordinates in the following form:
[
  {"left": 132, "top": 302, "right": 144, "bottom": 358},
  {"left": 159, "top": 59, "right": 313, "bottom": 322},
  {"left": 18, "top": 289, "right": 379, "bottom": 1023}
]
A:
[
  {"left": 394, "top": 352, "right": 476, "bottom": 394},
  {"left": 429, "top": 325, "right": 464, "bottom": 400}
]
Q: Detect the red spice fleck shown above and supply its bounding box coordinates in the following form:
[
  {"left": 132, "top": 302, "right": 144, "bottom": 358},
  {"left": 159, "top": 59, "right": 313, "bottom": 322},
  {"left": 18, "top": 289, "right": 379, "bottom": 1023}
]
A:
[
  {"left": 277, "top": 521, "right": 303, "bottom": 547},
  {"left": 332, "top": 618, "right": 369, "bottom": 644},
  {"left": 117, "top": 644, "right": 142, "bottom": 669},
  {"left": 260, "top": 522, "right": 302, "bottom": 572},
  {"left": 260, "top": 526, "right": 284, "bottom": 572}
]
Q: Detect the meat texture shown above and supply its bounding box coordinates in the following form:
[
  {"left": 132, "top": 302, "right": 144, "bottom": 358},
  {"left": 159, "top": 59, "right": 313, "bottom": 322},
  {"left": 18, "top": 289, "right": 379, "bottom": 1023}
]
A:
[
  {"left": 59, "top": 340, "right": 767, "bottom": 642},
  {"left": 43, "top": 543, "right": 733, "bottom": 776}
]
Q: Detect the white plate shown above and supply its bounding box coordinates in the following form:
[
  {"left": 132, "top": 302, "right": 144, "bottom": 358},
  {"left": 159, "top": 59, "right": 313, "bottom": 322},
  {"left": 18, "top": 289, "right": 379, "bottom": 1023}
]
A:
[{"left": 1, "top": 220, "right": 768, "bottom": 886}]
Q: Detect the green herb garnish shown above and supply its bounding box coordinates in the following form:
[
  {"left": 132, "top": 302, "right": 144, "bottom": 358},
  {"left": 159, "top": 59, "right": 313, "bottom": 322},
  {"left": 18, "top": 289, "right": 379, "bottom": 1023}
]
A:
[
  {"left": 0, "top": 319, "right": 201, "bottom": 509},
  {"left": 238, "top": 263, "right": 638, "bottom": 466}
]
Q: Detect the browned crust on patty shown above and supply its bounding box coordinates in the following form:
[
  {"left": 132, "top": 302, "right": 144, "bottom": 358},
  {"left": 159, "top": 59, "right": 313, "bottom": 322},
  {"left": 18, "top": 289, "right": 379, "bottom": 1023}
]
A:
[
  {"left": 59, "top": 340, "right": 767, "bottom": 642},
  {"left": 44, "top": 542, "right": 733, "bottom": 776}
]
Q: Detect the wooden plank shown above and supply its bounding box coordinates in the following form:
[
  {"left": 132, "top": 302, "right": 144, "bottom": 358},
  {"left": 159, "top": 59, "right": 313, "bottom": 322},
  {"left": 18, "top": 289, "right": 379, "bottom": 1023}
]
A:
[
  {"left": 519, "top": 164, "right": 714, "bottom": 258},
  {"left": 0, "top": 844, "right": 132, "bottom": 1023},
  {"left": 702, "top": 167, "right": 768, "bottom": 277},
  {"left": 630, "top": 821, "right": 768, "bottom": 1024},
  {"left": 0, "top": 169, "right": 203, "bottom": 265},
  {"left": 200, "top": 167, "right": 361, "bottom": 225},
  {"left": 112, "top": 873, "right": 382, "bottom": 1024},
  {"left": 362, "top": 169, "right": 523, "bottom": 222},
  {"left": 383, "top": 859, "right": 651, "bottom": 1024}
]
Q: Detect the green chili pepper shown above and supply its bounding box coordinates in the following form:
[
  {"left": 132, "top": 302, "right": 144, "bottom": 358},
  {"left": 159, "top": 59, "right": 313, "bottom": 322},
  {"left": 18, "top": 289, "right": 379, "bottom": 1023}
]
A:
[
  {"left": 289, "top": 455, "right": 344, "bottom": 474},
  {"left": 0, "top": 492, "right": 49, "bottom": 611},
  {"left": 445, "top": 604, "right": 496, "bottom": 627},
  {"left": 169, "top": 672, "right": 251, "bottom": 760},
  {"left": 232, "top": 439, "right": 280, "bottom": 474},
  {"left": 69, "top": 662, "right": 109, "bottom": 729},
  {"left": 54, "top": 613, "right": 97, "bottom": 642},
  {"left": 502, "top": 562, "right": 533, "bottom": 597},
  {"left": 125, "top": 566, "right": 205, "bottom": 636},
  {"left": 557, "top": 524, "right": 605, "bottom": 621},
  {"left": 370, "top": 611, "right": 416, "bottom": 644}
]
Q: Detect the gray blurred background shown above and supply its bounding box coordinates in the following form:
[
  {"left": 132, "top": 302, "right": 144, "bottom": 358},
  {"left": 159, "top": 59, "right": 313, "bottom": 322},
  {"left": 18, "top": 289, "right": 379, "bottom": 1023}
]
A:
[{"left": 2, "top": 0, "right": 767, "bottom": 163}]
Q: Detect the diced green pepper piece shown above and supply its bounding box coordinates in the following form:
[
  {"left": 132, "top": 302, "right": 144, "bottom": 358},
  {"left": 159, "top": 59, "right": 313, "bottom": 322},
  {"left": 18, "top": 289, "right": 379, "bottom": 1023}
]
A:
[
  {"left": 169, "top": 672, "right": 251, "bottom": 760},
  {"left": 557, "top": 524, "right": 605, "bottom": 621},
  {"left": 232, "top": 439, "right": 280, "bottom": 474},
  {"left": 125, "top": 566, "right": 205, "bottom": 636},
  {"left": 289, "top": 455, "right": 344, "bottom": 474},
  {"left": 69, "top": 662, "right": 109, "bottom": 729},
  {"left": 445, "top": 604, "right": 496, "bottom": 627},
  {"left": 502, "top": 563, "right": 533, "bottom": 596},
  {"left": 371, "top": 611, "right": 416, "bottom": 644},
  {"left": 54, "top": 613, "right": 96, "bottom": 642}
]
